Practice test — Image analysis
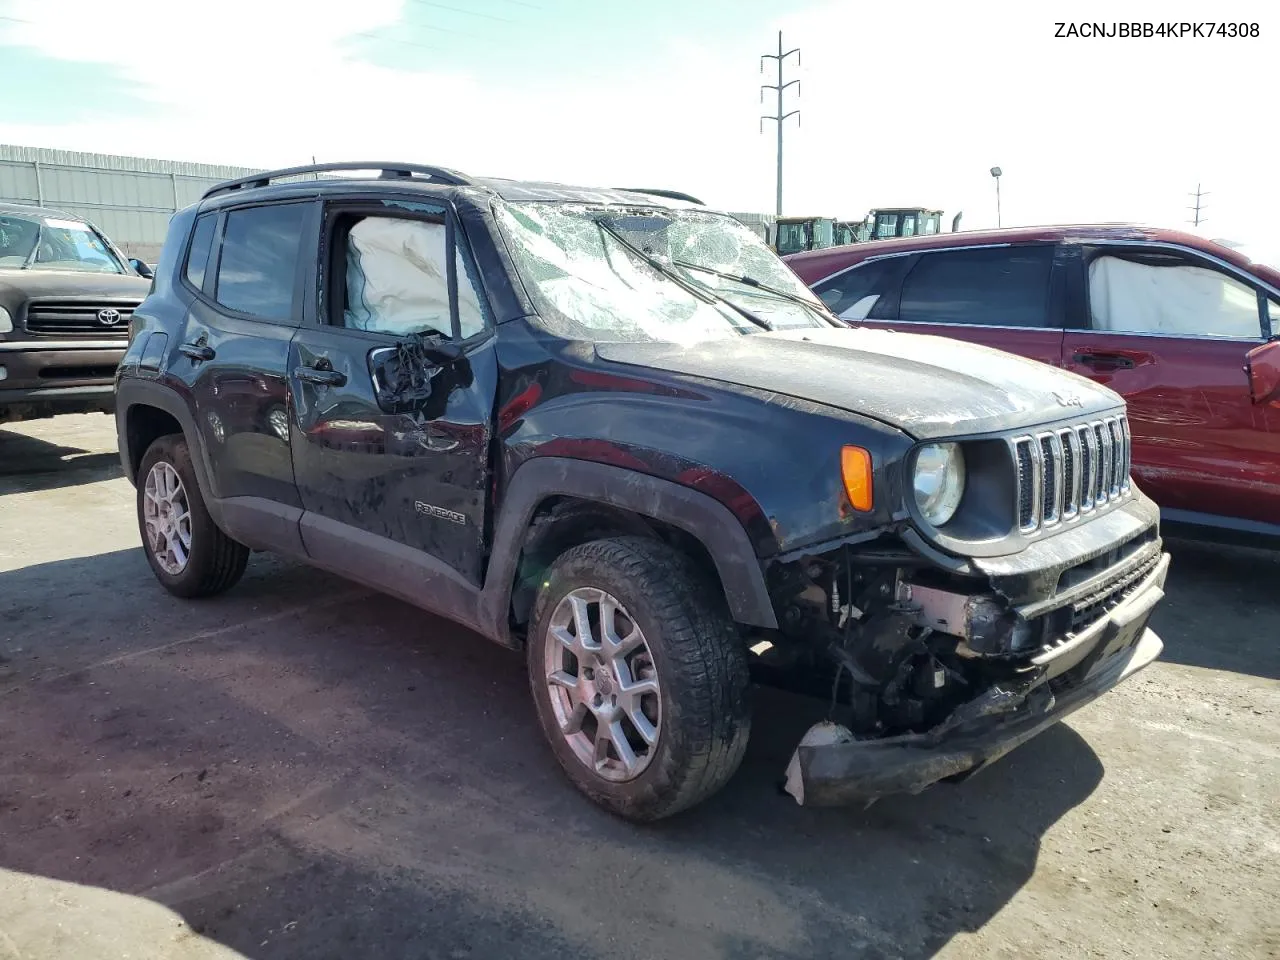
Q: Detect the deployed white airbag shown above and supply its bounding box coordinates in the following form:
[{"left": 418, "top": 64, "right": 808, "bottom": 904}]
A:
[
  {"left": 343, "top": 217, "right": 484, "bottom": 337},
  {"left": 1089, "top": 255, "right": 1260, "bottom": 338}
]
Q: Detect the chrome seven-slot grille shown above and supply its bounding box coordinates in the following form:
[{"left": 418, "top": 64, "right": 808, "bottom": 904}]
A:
[{"left": 1014, "top": 414, "right": 1131, "bottom": 533}]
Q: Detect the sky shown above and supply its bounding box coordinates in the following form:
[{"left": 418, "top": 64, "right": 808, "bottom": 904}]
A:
[{"left": 1, "top": 0, "right": 1276, "bottom": 262}]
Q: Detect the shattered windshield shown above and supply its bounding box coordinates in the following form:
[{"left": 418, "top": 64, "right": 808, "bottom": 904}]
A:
[{"left": 494, "top": 201, "right": 833, "bottom": 345}]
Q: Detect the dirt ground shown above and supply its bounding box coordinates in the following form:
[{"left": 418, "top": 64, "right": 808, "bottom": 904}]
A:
[{"left": 1, "top": 414, "right": 1277, "bottom": 960}]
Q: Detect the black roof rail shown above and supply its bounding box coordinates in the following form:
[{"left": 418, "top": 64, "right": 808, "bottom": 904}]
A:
[
  {"left": 202, "top": 161, "right": 474, "bottom": 200},
  {"left": 616, "top": 187, "right": 705, "bottom": 205}
]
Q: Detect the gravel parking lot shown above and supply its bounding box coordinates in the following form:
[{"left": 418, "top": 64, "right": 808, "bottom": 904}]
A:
[{"left": 1, "top": 414, "right": 1277, "bottom": 960}]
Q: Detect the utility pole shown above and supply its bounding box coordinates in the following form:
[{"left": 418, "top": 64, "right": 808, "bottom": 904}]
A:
[
  {"left": 760, "top": 31, "right": 800, "bottom": 216},
  {"left": 1188, "top": 183, "right": 1208, "bottom": 227}
]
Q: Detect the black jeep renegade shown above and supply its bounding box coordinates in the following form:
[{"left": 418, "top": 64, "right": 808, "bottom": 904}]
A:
[{"left": 116, "top": 162, "right": 1169, "bottom": 820}]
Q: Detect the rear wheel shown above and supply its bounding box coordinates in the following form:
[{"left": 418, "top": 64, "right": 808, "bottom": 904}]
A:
[
  {"left": 527, "top": 537, "right": 751, "bottom": 821},
  {"left": 137, "top": 434, "right": 248, "bottom": 598}
]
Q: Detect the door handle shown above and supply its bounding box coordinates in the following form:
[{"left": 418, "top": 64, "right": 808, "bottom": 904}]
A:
[
  {"left": 180, "top": 341, "right": 215, "bottom": 362},
  {"left": 1073, "top": 352, "right": 1135, "bottom": 370},
  {"left": 295, "top": 365, "right": 347, "bottom": 387}
]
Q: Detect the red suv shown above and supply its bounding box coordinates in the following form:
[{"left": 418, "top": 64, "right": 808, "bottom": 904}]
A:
[{"left": 786, "top": 226, "right": 1280, "bottom": 542}]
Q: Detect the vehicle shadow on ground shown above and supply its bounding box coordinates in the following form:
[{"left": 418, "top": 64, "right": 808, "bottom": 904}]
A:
[
  {"left": 666, "top": 697, "right": 1100, "bottom": 958},
  {"left": 0, "top": 550, "right": 1106, "bottom": 960},
  {"left": 0, "top": 425, "right": 121, "bottom": 493},
  {"left": 1153, "top": 537, "right": 1280, "bottom": 681}
]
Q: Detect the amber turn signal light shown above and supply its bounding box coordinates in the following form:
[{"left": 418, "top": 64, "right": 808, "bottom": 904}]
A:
[{"left": 841, "top": 445, "right": 874, "bottom": 512}]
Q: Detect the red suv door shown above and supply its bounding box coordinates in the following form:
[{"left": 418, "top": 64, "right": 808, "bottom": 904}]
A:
[
  {"left": 1062, "top": 243, "right": 1280, "bottom": 532},
  {"left": 810, "top": 244, "right": 1067, "bottom": 368}
]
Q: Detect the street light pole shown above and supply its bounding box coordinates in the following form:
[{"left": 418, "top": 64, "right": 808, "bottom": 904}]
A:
[{"left": 990, "top": 166, "right": 1003, "bottom": 227}]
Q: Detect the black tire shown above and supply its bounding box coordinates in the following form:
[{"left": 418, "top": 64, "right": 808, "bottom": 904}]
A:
[
  {"left": 136, "top": 434, "right": 248, "bottom": 598},
  {"left": 527, "top": 536, "right": 752, "bottom": 821}
]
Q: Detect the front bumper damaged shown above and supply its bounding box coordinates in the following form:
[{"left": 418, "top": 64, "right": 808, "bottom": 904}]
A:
[{"left": 785, "top": 551, "right": 1168, "bottom": 806}]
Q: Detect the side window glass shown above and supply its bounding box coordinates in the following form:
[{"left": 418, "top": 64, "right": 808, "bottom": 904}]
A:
[
  {"left": 454, "top": 241, "right": 488, "bottom": 340},
  {"left": 214, "top": 204, "right": 307, "bottom": 321},
  {"left": 813, "top": 260, "right": 891, "bottom": 319},
  {"left": 900, "top": 247, "right": 1054, "bottom": 327},
  {"left": 1089, "top": 254, "right": 1263, "bottom": 339},
  {"left": 184, "top": 213, "right": 217, "bottom": 291},
  {"left": 0, "top": 214, "right": 40, "bottom": 264},
  {"left": 339, "top": 215, "right": 487, "bottom": 339}
]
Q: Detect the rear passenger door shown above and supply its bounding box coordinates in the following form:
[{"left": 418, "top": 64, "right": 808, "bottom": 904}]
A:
[
  {"left": 177, "top": 200, "right": 313, "bottom": 514},
  {"left": 1062, "top": 245, "right": 1280, "bottom": 528},
  {"left": 879, "top": 245, "right": 1066, "bottom": 367}
]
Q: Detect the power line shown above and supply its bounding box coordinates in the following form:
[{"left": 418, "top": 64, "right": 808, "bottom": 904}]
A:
[
  {"left": 1188, "top": 183, "right": 1209, "bottom": 227},
  {"left": 370, "top": 18, "right": 488, "bottom": 40},
  {"left": 348, "top": 30, "right": 450, "bottom": 55},
  {"left": 760, "top": 30, "right": 800, "bottom": 217},
  {"left": 351, "top": 13, "right": 496, "bottom": 49},
  {"left": 402, "top": 0, "right": 522, "bottom": 24}
]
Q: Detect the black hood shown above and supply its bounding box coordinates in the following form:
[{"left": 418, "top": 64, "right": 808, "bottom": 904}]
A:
[
  {"left": 0, "top": 269, "right": 150, "bottom": 309},
  {"left": 595, "top": 327, "right": 1123, "bottom": 440}
]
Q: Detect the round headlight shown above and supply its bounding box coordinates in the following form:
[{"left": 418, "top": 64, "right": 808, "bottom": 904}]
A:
[{"left": 913, "top": 442, "right": 966, "bottom": 526}]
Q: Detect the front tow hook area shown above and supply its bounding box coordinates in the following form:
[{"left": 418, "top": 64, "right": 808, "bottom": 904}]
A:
[{"left": 783, "top": 627, "right": 1164, "bottom": 806}]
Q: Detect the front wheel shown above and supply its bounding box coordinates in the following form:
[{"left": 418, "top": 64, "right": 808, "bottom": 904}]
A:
[
  {"left": 136, "top": 434, "right": 249, "bottom": 598},
  {"left": 527, "top": 537, "right": 751, "bottom": 821}
]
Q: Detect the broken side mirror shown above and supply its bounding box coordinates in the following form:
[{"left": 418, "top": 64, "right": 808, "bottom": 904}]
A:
[
  {"left": 1245, "top": 339, "right": 1280, "bottom": 405},
  {"left": 369, "top": 334, "right": 472, "bottom": 416},
  {"left": 416, "top": 338, "right": 464, "bottom": 366}
]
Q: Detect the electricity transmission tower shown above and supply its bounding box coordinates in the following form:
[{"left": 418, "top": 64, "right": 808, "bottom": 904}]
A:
[
  {"left": 760, "top": 31, "right": 801, "bottom": 216},
  {"left": 1188, "top": 184, "right": 1209, "bottom": 227}
]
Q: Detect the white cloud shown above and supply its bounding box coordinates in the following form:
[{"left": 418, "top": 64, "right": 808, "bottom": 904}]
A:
[
  {"left": 0, "top": 0, "right": 479, "bottom": 163},
  {"left": 1, "top": 0, "right": 1276, "bottom": 258}
]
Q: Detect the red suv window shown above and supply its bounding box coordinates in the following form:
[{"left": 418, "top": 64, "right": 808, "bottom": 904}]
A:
[
  {"left": 812, "top": 258, "right": 895, "bottom": 319},
  {"left": 899, "top": 247, "right": 1054, "bottom": 328}
]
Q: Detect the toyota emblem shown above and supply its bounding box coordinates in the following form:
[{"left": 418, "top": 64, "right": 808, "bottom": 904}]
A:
[{"left": 97, "top": 308, "right": 122, "bottom": 326}]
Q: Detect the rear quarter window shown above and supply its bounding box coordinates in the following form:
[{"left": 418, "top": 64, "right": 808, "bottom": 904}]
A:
[{"left": 184, "top": 214, "right": 217, "bottom": 291}]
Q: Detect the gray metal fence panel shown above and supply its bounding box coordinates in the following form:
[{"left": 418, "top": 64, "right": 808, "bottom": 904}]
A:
[{"left": 0, "top": 144, "right": 263, "bottom": 257}]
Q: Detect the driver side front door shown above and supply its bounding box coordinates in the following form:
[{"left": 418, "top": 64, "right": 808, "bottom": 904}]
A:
[{"left": 288, "top": 198, "right": 498, "bottom": 590}]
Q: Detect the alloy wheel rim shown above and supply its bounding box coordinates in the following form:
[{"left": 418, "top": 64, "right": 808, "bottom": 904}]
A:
[
  {"left": 543, "top": 587, "right": 662, "bottom": 782},
  {"left": 143, "top": 461, "right": 192, "bottom": 575}
]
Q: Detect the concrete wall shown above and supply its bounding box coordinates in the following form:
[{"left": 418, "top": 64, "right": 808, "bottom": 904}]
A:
[{"left": 0, "top": 145, "right": 260, "bottom": 264}]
